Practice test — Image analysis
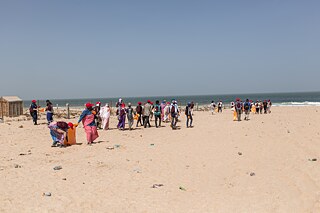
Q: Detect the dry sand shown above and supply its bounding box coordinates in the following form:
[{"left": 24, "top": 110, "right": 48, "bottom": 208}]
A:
[{"left": 1, "top": 107, "right": 320, "bottom": 213}]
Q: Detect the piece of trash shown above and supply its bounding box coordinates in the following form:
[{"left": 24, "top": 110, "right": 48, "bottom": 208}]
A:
[
  {"left": 238, "top": 152, "right": 242, "bottom": 156},
  {"left": 151, "top": 184, "right": 164, "bottom": 188},
  {"left": 43, "top": 192, "right": 51, "bottom": 197},
  {"left": 179, "top": 186, "right": 186, "bottom": 191},
  {"left": 62, "top": 178, "right": 67, "bottom": 180},
  {"left": 19, "top": 153, "right": 26, "bottom": 156},
  {"left": 53, "top": 166, "right": 62, "bottom": 170},
  {"left": 150, "top": 144, "right": 155, "bottom": 146},
  {"left": 309, "top": 158, "right": 317, "bottom": 162},
  {"left": 133, "top": 169, "right": 141, "bottom": 173},
  {"left": 106, "top": 146, "right": 114, "bottom": 150},
  {"left": 114, "top": 145, "right": 121, "bottom": 148},
  {"left": 14, "top": 164, "right": 21, "bottom": 168},
  {"left": 250, "top": 172, "right": 255, "bottom": 176}
]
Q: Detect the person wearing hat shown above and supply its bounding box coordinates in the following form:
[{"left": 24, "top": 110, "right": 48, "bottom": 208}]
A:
[
  {"left": 135, "top": 102, "right": 143, "bottom": 127},
  {"left": 126, "top": 103, "right": 134, "bottom": 130},
  {"left": 142, "top": 100, "right": 152, "bottom": 128},
  {"left": 48, "top": 121, "right": 73, "bottom": 147},
  {"left": 29, "top": 100, "right": 39, "bottom": 125},
  {"left": 77, "top": 102, "right": 99, "bottom": 145},
  {"left": 45, "top": 100, "right": 54, "bottom": 124},
  {"left": 185, "top": 102, "right": 193, "bottom": 128}
]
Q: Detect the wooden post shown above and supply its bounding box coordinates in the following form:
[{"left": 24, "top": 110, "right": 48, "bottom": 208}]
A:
[
  {"left": 0, "top": 101, "right": 3, "bottom": 123},
  {"left": 66, "top": 103, "right": 70, "bottom": 119}
]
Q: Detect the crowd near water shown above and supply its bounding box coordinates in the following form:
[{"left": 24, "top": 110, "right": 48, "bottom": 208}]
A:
[{"left": 27, "top": 96, "right": 275, "bottom": 148}]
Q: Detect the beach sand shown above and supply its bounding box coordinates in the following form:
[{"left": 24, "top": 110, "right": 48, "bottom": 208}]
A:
[{"left": 1, "top": 106, "right": 320, "bottom": 213}]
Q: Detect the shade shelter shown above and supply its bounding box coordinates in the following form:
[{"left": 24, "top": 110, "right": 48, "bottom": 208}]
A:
[{"left": 0, "top": 96, "right": 24, "bottom": 118}]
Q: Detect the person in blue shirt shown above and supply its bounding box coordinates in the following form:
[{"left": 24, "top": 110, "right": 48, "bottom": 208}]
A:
[
  {"left": 29, "top": 100, "right": 38, "bottom": 125},
  {"left": 77, "top": 102, "right": 99, "bottom": 145},
  {"left": 243, "top": 99, "right": 251, "bottom": 121}
]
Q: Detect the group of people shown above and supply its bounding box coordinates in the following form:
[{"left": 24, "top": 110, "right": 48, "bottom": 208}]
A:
[
  {"left": 29, "top": 97, "right": 272, "bottom": 147},
  {"left": 230, "top": 99, "right": 272, "bottom": 121},
  {"left": 114, "top": 98, "right": 194, "bottom": 130}
]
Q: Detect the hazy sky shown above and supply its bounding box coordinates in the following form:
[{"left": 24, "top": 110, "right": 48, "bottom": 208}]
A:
[{"left": 1, "top": 0, "right": 319, "bottom": 99}]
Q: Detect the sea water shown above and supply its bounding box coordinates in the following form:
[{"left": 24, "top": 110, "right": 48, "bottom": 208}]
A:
[{"left": 24, "top": 91, "right": 320, "bottom": 108}]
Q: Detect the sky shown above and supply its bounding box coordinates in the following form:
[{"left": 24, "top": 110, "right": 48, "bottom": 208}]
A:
[{"left": 0, "top": 0, "right": 319, "bottom": 99}]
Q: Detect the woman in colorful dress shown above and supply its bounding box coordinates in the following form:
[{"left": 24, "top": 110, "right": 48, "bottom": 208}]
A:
[{"left": 77, "top": 102, "right": 99, "bottom": 145}]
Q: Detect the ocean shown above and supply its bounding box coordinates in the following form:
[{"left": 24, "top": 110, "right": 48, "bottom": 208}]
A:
[{"left": 24, "top": 91, "right": 320, "bottom": 108}]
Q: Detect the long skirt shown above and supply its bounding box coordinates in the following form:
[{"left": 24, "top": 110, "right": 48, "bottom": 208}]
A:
[
  {"left": 117, "top": 115, "right": 126, "bottom": 129},
  {"left": 84, "top": 126, "right": 99, "bottom": 143},
  {"left": 102, "top": 117, "right": 110, "bottom": 130}
]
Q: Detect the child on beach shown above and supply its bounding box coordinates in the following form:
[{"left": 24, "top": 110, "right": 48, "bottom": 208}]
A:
[{"left": 77, "top": 102, "right": 99, "bottom": 145}]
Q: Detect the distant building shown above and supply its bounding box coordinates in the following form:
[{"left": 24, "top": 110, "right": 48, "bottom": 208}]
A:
[{"left": 0, "top": 96, "right": 24, "bottom": 117}]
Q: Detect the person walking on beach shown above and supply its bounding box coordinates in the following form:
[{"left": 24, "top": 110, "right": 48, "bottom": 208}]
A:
[
  {"left": 150, "top": 102, "right": 154, "bottom": 121},
  {"left": 210, "top": 101, "right": 216, "bottom": 115},
  {"left": 136, "top": 102, "right": 143, "bottom": 127},
  {"left": 163, "top": 102, "right": 170, "bottom": 122},
  {"left": 255, "top": 101, "right": 260, "bottom": 114},
  {"left": 267, "top": 100, "right": 272, "bottom": 113},
  {"left": 235, "top": 98, "right": 243, "bottom": 121},
  {"left": 259, "top": 101, "right": 263, "bottom": 114},
  {"left": 185, "top": 102, "right": 193, "bottom": 128},
  {"left": 45, "top": 100, "right": 54, "bottom": 124},
  {"left": 95, "top": 102, "right": 102, "bottom": 129},
  {"left": 77, "top": 102, "right": 99, "bottom": 145},
  {"left": 230, "top": 101, "right": 235, "bottom": 111},
  {"left": 117, "top": 103, "right": 126, "bottom": 130},
  {"left": 143, "top": 100, "right": 152, "bottom": 128},
  {"left": 99, "top": 103, "right": 110, "bottom": 130},
  {"left": 263, "top": 100, "right": 268, "bottom": 114},
  {"left": 218, "top": 100, "right": 223, "bottom": 113},
  {"left": 154, "top": 100, "right": 161, "bottom": 128},
  {"left": 126, "top": 103, "right": 134, "bottom": 130},
  {"left": 170, "top": 100, "right": 179, "bottom": 129},
  {"left": 243, "top": 99, "right": 251, "bottom": 121},
  {"left": 29, "top": 100, "right": 39, "bottom": 125}
]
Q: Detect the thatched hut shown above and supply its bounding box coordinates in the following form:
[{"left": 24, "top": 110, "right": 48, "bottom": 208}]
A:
[{"left": 0, "top": 96, "right": 24, "bottom": 118}]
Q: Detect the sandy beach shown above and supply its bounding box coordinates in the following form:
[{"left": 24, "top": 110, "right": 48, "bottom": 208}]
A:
[{"left": 1, "top": 106, "right": 320, "bottom": 212}]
